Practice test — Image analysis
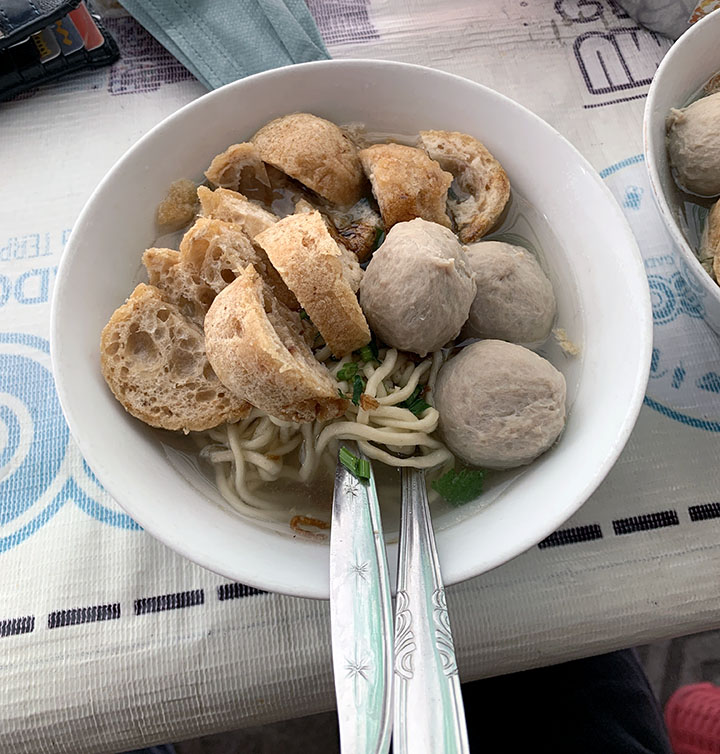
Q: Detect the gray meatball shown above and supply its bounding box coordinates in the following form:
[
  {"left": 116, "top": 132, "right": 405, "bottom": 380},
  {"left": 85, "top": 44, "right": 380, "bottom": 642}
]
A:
[
  {"left": 667, "top": 92, "right": 720, "bottom": 197},
  {"left": 359, "top": 218, "right": 476, "bottom": 356},
  {"left": 463, "top": 241, "right": 556, "bottom": 344},
  {"left": 434, "top": 340, "right": 566, "bottom": 469}
]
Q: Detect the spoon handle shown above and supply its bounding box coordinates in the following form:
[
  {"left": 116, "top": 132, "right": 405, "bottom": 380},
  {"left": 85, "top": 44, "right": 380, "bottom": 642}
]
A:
[
  {"left": 330, "top": 445, "right": 393, "bottom": 754},
  {"left": 393, "top": 467, "right": 469, "bottom": 754}
]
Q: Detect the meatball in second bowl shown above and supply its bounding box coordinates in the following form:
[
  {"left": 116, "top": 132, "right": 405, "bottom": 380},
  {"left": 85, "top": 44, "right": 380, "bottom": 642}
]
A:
[
  {"left": 666, "top": 92, "right": 720, "bottom": 198},
  {"left": 359, "top": 218, "right": 476, "bottom": 356},
  {"left": 644, "top": 9, "right": 720, "bottom": 333}
]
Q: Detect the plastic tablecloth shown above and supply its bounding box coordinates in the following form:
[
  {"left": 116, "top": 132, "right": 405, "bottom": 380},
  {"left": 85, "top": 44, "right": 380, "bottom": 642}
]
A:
[{"left": 2, "top": 1, "right": 720, "bottom": 751}]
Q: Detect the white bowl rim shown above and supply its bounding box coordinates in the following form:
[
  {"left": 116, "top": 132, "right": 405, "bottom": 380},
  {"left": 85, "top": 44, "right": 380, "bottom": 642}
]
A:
[
  {"left": 51, "top": 59, "right": 652, "bottom": 598},
  {"left": 643, "top": 10, "right": 720, "bottom": 308}
]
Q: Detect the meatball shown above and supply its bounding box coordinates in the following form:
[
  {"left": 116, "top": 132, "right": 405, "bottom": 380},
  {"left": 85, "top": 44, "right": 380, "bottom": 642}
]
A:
[
  {"left": 359, "top": 219, "right": 476, "bottom": 356},
  {"left": 252, "top": 113, "right": 365, "bottom": 206},
  {"left": 434, "top": 340, "right": 566, "bottom": 469},
  {"left": 667, "top": 92, "right": 720, "bottom": 197},
  {"left": 463, "top": 241, "right": 556, "bottom": 343}
]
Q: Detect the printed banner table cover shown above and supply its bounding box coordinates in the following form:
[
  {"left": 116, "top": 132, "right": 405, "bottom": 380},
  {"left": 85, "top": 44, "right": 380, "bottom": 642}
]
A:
[{"left": 2, "top": 2, "right": 720, "bottom": 752}]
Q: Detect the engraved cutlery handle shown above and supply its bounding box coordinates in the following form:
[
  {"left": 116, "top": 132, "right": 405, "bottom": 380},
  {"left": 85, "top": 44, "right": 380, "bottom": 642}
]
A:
[
  {"left": 393, "top": 467, "right": 469, "bottom": 754},
  {"left": 330, "top": 446, "right": 393, "bottom": 754}
]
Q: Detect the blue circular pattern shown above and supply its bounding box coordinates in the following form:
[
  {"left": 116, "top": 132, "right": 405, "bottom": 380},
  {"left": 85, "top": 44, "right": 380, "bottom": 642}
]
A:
[
  {"left": 0, "top": 351, "right": 69, "bottom": 527},
  {"left": 647, "top": 275, "right": 676, "bottom": 325},
  {"left": 0, "top": 404, "right": 21, "bottom": 469},
  {"left": 0, "top": 332, "right": 141, "bottom": 553},
  {"left": 671, "top": 271, "right": 704, "bottom": 319},
  {"left": 601, "top": 155, "right": 720, "bottom": 434},
  {"left": 647, "top": 272, "right": 706, "bottom": 325}
]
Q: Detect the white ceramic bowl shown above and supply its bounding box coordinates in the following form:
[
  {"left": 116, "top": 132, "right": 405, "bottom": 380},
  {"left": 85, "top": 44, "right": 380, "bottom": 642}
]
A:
[
  {"left": 51, "top": 60, "right": 651, "bottom": 598},
  {"left": 644, "top": 10, "right": 720, "bottom": 335}
]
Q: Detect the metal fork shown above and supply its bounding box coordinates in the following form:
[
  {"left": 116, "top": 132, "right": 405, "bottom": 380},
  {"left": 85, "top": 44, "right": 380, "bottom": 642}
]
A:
[
  {"left": 330, "top": 444, "right": 393, "bottom": 754},
  {"left": 393, "top": 467, "right": 470, "bottom": 754}
]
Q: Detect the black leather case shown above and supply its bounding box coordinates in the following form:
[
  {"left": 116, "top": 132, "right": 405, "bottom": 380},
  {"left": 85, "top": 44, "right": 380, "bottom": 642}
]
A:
[{"left": 0, "top": 0, "right": 119, "bottom": 101}]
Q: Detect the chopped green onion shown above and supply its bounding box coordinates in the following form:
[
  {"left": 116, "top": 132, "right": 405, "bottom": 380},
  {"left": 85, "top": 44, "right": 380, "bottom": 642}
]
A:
[
  {"left": 339, "top": 446, "right": 358, "bottom": 476},
  {"left": 399, "top": 385, "right": 431, "bottom": 416},
  {"left": 431, "top": 468, "right": 486, "bottom": 506},
  {"left": 339, "top": 446, "right": 356, "bottom": 473},
  {"left": 339, "top": 446, "right": 371, "bottom": 481},
  {"left": 337, "top": 388, "right": 348, "bottom": 399},
  {"left": 406, "top": 397, "right": 431, "bottom": 416},
  {"left": 401, "top": 386, "right": 422, "bottom": 405},
  {"left": 357, "top": 345, "right": 374, "bottom": 363},
  {"left": 356, "top": 336, "right": 379, "bottom": 364},
  {"left": 299, "top": 309, "right": 310, "bottom": 321},
  {"left": 336, "top": 362, "right": 359, "bottom": 381},
  {"left": 351, "top": 374, "right": 366, "bottom": 405}
]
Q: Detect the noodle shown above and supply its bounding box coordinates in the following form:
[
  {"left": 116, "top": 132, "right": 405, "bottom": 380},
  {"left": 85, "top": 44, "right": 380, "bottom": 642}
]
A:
[
  {"left": 427, "top": 350, "right": 445, "bottom": 404},
  {"left": 357, "top": 441, "right": 451, "bottom": 469},
  {"left": 195, "top": 347, "right": 454, "bottom": 522}
]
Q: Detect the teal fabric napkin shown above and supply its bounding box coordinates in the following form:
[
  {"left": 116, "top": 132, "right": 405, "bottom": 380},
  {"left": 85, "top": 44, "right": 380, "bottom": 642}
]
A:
[{"left": 119, "top": 0, "right": 330, "bottom": 90}]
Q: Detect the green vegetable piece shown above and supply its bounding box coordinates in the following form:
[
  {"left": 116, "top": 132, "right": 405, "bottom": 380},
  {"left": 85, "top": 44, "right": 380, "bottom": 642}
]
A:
[
  {"left": 339, "top": 446, "right": 358, "bottom": 476},
  {"left": 336, "top": 362, "right": 359, "bottom": 382},
  {"left": 299, "top": 309, "right": 310, "bottom": 321},
  {"left": 339, "top": 446, "right": 370, "bottom": 481},
  {"left": 356, "top": 335, "right": 379, "bottom": 364},
  {"left": 400, "top": 386, "right": 422, "bottom": 406},
  {"left": 407, "top": 398, "right": 431, "bottom": 416},
  {"left": 431, "top": 468, "right": 486, "bottom": 506},
  {"left": 351, "top": 374, "right": 366, "bottom": 405},
  {"left": 356, "top": 458, "right": 371, "bottom": 481},
  {"left": 399, "top": 386, "right": 431, "bottom": 416}
]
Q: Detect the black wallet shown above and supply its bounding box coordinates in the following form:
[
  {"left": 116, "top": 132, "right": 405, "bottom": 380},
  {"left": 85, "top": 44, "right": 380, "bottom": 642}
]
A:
[{"left": 0, "top": 0, "right": 119, "bottom": 101}]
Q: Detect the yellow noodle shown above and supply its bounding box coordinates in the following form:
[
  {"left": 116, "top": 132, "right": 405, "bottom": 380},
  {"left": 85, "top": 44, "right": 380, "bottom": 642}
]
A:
[
  {"left": 365, "top": 349, "right": 398, "bottom": 396},
  {"left": 269, "top": 435, "right": 302, "bottom": 457},
  {"left": 298, "top": 421, "right": 320, "bottom": 482},
  {"left": 317, "top": 422, "right": 441, "bottom": 454},
  {"left": 427, "top": 350, "right": 445, "bottom": 404},
  {"left": 214, "top": 464, "right": 289, "bottom": 522},
  {"left": 376, "top": 361, "right": 430, "bottom": 406},
  {"left": 204, "top": 449, "right": 235, "bottom": 463},
  {"left": 241, "top": 417, "right": 275, "bottom": 450},
  {"left": 366, "top": 406, "right": 439, "bottom": 431},
  {"left": 357, "top": 441, "right": 452, "bottom": 468},
  {"left": 196, "top": 347, "right": 454, "bottom": 522},
  {"left": 314, "top": 345, "right": 332, "bottom": 362}
]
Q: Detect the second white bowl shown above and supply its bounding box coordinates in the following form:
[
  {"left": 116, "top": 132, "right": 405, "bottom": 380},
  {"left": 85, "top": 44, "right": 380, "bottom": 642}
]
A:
[{"left": 644, "top": 10, "right": 720, "bottom": 335}]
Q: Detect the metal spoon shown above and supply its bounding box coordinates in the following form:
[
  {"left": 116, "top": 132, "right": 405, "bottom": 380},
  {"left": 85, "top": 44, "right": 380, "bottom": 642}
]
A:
[{"left": 393, "top": 466, "right": 470, "bottom": 754}]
